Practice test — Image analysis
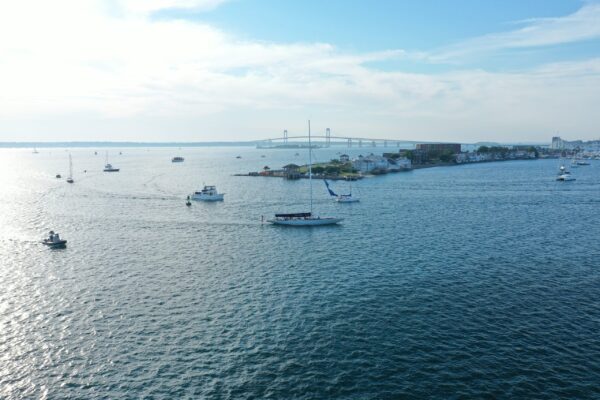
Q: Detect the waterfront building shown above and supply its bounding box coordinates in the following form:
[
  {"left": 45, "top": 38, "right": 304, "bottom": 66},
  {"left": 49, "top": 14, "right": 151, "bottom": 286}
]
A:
[
  {"left": 352, "top": 154, "right": 390, "bottom": 173},
  {"left": 416, "top": 143, "right": 462, "bottom": 154},
  {"left": 282, "top": 164, "right": 301, "bottom": 179},
  {"left": 551, "top": 136, "right": 600, "bottom": 151},
  {"left": 339, "top": 154, "right": 350, "bottom": 162},
  {"left": 387, "top": 157, "right": 412, "bottom": 171}
]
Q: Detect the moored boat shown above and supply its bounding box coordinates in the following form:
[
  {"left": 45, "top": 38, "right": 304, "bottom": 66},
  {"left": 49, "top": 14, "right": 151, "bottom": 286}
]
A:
[
  {"left": 172, "top": 156, "right": 185, "bottom": 162},
  {"left": 103, "top": 152, "right": 120, "bottom": 172},
  {"left": 324, "top": 180, "right": 359, "bottom": 203},
  {"left": 268, "top": 212, "right": 343, "bottom": 226},
  {"left": 66, "top": 154, "right": 74, "bottom": 183},
  {"left": 269, "top": 121, "right": 343, "bottom": 226},
  {"left": 556, "top": 165, "right": 575, "bottom": 181}
]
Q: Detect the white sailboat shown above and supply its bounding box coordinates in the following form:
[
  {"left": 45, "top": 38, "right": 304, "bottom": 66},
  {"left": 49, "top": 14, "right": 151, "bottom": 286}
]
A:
[
  {"left": 103, "top": 151, "right": 120, "bottom": 172},
  {"left": 269, "top": 121, "right": 343, "bottom": 226},
  {"left": 66, "top": 154, "right": 74, "bottom": 183}
]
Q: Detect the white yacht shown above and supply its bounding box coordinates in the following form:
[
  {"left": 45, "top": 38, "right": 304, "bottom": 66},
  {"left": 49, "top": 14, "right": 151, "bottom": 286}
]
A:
[
  {"left": 556, "top": 165, "right": 575, "bottom": 181},
  {"left": 103, "top": 152, "right": 120, "bottom": 172},
  {"left": 191, "top": 185, "right": 224, "bottom": 201},
  {"left": 269, "top": 121, "right": 343, "bottom": 226}
]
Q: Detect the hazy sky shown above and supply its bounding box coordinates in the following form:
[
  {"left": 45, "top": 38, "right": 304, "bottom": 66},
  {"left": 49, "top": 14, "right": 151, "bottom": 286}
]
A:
[{"left": 1, "top": 0, "right": 599, "bottom": 142}]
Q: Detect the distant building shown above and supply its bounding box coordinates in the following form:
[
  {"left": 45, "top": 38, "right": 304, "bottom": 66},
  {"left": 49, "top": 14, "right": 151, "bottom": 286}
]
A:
[
  {"left": 339, "top": 154, "right": 350, "bottom": 162},
  {"left": 352, "top": 154, "right": 390, "bottom": 173},
  {"left": 416, "top": 143, "right": 462, "bottom": 154},
  {"left": 387, "top": 157, "right": 412, "bottom": 171},
  {"left": 551, "top": 136, "right": 600, "bottom": 151},
  {"left": 282, "top": 164, "right": 301, "bottom": 180}
]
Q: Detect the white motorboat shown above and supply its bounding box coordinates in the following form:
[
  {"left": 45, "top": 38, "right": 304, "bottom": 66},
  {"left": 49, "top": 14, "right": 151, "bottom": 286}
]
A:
[
  {"left": 103, "top": 152, "right": 120, "bottom": 172},
  {"left": 66, "top": 154, "right": 74, "bottom": 183},
  {"left": 324, "top": 180, "right": 359, "bottom": 203},
  {"left": 269, "top": 121, "right": 343, "bottom": 226},
  {"left": 172, "top": 156, "right": 185, "bottom": 162},
  {"left": 556, "top": 165, "right": 575, "bottom": 181},
  {"left": 191, "top": 185, "right": 224, "bottom": 201},
  {"left": 42, "top": 231, "right": 67, "bottom": 248}
]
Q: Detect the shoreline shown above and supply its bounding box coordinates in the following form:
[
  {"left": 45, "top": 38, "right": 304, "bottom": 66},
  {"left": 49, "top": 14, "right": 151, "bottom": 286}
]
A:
[{"left": 236, "top": 157, "right": 549, "bottom": 180}]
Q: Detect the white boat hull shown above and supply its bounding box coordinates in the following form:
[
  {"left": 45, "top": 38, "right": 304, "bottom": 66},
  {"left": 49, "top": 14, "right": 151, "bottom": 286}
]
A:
[
  {"left": 191, "top": 194, "right": 224, "bottom": 201},
  {"left": 557, "top": 175, "right": 575, "bottom": 181},
  {"left": 269, "top": 217, "right": 343, "bottom": 226},
  {"left": 336, "top": 196, "right": 359, "bottom": 203}
]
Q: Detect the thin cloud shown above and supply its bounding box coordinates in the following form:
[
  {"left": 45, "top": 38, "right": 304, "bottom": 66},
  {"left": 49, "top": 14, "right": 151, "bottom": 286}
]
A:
[
  {"left": 0, "top": 1, "right": 599, "bottom": 141},
  {"left": 118, "top": 0, "right": 230, "bottom": 15},
  {"left": 431, "top": 3, "right": 600, "bottom": 62}
]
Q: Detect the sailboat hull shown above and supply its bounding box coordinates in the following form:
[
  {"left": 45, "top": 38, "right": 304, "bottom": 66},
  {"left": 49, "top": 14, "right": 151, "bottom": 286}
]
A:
[
  {"left": 268, "top": 217, "right": 343, "bottom": 226},
  {"left": 336, "top": 196, "right": 359, "bottom": 203}
]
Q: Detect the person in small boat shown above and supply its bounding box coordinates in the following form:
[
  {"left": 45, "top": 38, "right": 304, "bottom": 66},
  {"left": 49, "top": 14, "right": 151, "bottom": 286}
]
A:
[{"left": 52, "top": 233, "right": 61, "bottom": 243}]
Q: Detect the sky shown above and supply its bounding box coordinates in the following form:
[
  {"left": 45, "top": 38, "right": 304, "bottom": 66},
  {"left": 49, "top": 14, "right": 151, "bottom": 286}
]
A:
[{"left": 1, "top": 0, "right": 600, "bottom": 143}]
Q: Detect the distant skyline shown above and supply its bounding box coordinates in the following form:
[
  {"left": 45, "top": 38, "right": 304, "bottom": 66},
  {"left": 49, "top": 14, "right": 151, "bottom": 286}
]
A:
[{"left": 1, "top": 0, "right": 600, "bottom": 142}]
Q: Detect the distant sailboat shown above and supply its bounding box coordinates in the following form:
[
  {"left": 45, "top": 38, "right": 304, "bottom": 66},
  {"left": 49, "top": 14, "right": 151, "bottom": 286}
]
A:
[
  {"left": 269, "top": 121, "right": 343, "bottom": 226},
  {"left": 103, "top": 151, "right": 120, "bottom": 172},
  {"left": 66, "top": 154, "right": 74, "bottom": 183},
  {"left": 324, "top": 180, "right": 359, "bottom": 203}
]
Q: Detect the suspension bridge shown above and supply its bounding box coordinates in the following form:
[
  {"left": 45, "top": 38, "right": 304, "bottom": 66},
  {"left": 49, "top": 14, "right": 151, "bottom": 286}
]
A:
[{"left": 256, "top": 128, "right": 423, "bottom": 149}]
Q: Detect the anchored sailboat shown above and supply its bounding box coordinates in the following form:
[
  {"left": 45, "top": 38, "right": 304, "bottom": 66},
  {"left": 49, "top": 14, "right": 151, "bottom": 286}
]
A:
[
  {"left": 66, "top": 154, "right": 74, "bottom": 183},
  {"left": 269, "top": 121, "right": 343, "bottom": 226},
  {"left": 324, "top": 180, "right": 359, "bottom": 203},
  {"left": 103, "top": 151, "right": 120, "bottom": 172}
]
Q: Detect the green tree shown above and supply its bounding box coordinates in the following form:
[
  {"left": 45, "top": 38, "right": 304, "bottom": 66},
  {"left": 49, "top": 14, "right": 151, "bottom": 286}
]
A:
[
  {"left": 439, "top": 150, "right": 455, "bottom": 162},
  {"left": 325, "top": 165, "right": 340, "bottom": 175}
]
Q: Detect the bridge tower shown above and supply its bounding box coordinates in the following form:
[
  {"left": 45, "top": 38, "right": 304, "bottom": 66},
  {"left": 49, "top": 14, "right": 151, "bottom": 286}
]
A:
[
  {"left": 384, "top": 141, "right": 387, "bottom": 147},
  {"left": 347, "top": 138, "right": 352, "bottom": 147},
  {"left": 326, "top": 128, "right": 331, "bottom": 147},
  {"left": 283, "top": 129, "right": 288, "bottom": 144},
  {"left": 359, "top": 139, "right": 362, "bottom": 147},
  {"left": 372, "top": 140, "right": 376, "bottom": 147}
]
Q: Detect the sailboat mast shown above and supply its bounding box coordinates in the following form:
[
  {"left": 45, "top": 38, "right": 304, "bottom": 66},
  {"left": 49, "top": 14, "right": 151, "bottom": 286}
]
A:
[
  {"left": 69, "top": 154, "right": 73, "bottom": 178},
  {"left": 308, "top": 120, "right": 313, "bottom": 215}
]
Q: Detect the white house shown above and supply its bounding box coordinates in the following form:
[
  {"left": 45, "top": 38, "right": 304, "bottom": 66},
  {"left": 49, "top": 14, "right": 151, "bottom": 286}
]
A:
[
  {"left": 352, "top": 154, "right": 390, "bottom": 173},
  {"left": 387, "top": 157, "right": 412, "bottom": 171}
]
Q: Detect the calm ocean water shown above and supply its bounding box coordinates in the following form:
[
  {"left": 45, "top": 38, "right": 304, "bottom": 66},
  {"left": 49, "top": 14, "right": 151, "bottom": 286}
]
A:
[{"left": 1, "top": 147, "right": 599, "bottom": 399}]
